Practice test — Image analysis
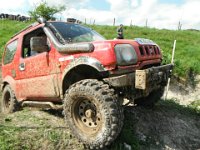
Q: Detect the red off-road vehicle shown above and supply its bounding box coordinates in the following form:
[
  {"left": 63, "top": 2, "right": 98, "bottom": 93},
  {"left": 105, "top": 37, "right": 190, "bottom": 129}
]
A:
[{"left": 1, "top": 18, "right": 173, "bottom": 149}]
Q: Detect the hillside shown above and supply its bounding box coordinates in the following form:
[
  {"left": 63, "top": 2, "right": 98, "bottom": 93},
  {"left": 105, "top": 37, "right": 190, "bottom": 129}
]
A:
[
  {"left": 1, "top": 20, "right": 200, "bottom": 79},
  {"left": 0, "top": 20, "right": 31, "bottom": 58}
]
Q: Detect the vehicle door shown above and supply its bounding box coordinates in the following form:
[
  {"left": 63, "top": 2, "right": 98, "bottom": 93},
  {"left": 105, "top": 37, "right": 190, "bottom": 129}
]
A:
[{"left": 15, "top": 27, "right": 60, "bottom": 101}]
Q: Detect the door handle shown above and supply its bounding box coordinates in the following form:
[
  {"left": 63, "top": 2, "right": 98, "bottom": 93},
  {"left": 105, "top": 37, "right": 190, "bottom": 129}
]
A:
[{"left": 19, "top": 62, "right": 25, "bottom": 71}]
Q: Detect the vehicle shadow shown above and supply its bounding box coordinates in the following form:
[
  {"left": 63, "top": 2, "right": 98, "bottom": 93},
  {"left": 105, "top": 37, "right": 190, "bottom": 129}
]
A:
[{"left": 43, "top": 109, "right": 64, "bottom": 118}]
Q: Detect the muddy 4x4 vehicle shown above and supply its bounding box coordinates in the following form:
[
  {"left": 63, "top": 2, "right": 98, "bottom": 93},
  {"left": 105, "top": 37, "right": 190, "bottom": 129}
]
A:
[{"left": 1, "top": 18, "right": 173, "bottom": 149}]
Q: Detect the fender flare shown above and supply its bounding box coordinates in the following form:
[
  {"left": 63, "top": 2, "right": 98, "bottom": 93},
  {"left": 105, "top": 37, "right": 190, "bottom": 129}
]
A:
[
  {"left": 1, "top": 76, "right": 16, "bottom": 95},
  {"left": 61, "top": 56, "right": 107, "bottom": 94}
]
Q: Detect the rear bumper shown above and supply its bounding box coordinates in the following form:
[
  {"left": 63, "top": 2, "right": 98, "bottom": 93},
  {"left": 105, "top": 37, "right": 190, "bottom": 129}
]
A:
[{"left": 103, "top": 64, "right": 173, "bottom": 89}]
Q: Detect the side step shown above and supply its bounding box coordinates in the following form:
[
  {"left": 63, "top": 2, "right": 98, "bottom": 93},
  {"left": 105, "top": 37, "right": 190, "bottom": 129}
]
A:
[{"left": 21, "top": 101, "right": 63, "bottom": 110}]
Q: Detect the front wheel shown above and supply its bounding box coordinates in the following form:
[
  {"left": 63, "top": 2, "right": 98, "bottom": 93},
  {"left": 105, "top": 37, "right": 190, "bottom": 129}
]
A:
[
  {"left": 63, "top": 79, "right": 124, "bottom": 149},
  {"left": 1, "top": 85, "right": 20, "bottom": 113}
]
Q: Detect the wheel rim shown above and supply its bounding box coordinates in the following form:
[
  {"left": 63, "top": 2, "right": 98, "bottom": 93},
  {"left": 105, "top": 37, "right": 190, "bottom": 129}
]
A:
[{"left": 72, "top": 97, "right": 103, "bottom": 136}]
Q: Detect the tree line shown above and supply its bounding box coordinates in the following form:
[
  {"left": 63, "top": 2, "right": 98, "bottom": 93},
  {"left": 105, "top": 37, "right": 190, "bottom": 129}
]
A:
[{"left": 0, "top": 13, "right": 31, "bottom": 22}]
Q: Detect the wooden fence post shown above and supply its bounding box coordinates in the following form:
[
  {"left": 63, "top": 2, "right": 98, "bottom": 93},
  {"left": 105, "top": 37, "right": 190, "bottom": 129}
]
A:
[
  {"left": 113, "top": 18, "right": 115, "bottom": 26},
  {"left": 165, "top": 40, "right": 176, "bottom": 100},
  {"left": 130, "top": 19, "right": 133, "bottom": 27},
  {"left": 89, "top": 18, "right": 92, "bottom": 24},
  {"left": 178, "top": 21, "right": 182, "bottom": 30},
  {"left": 145, "top": 19, "right": 148, "bottom": 28}
]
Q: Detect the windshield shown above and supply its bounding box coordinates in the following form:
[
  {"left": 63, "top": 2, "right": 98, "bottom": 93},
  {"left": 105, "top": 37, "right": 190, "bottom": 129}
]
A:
[{"left": 49, "top": 22, "right": 106, "bottom": 43}]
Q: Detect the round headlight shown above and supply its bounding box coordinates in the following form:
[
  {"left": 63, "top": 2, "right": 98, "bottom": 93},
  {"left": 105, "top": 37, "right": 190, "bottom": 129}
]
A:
[{"left": 114, "top": 44, "right": 138, "bottom": 66}]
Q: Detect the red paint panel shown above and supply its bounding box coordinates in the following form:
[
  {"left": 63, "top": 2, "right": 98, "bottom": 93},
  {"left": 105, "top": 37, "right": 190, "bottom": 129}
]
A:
[{"left": 2, "top": 22, "right": 163, "bottom": 103}]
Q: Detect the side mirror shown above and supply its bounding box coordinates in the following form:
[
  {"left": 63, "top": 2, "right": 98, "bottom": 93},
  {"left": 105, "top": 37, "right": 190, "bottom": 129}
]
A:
[
  {"left": 30, "top": 37, "right": 49, "bottom": 53},
  {"left": 37, "top": 17, "right": 47, "bottom": 24}
]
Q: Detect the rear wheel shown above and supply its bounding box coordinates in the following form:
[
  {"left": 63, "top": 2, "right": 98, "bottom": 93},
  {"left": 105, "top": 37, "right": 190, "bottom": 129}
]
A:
[
  {"left": 1, "top": 85, "right": 19, "bottom": 113},
  {"left": 135, "top": 87, "right": 165, "bottom": 107},
  {"left": 63, "top": 79, "right": 124, "bottom": 149}
]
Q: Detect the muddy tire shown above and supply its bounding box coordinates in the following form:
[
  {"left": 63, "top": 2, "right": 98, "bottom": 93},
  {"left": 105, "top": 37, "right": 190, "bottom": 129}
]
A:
[
  {"left": 1, "top": 85, "right": 20, "bottom": 113},
  {"left": 135, "top": 87, "right": 165, "bottom": 107},
  {"left": 63, "top": 79, "right": 124, "bottom": 149}
]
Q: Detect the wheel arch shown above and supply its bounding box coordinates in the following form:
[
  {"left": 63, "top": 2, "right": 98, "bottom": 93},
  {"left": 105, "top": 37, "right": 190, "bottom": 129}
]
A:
[
  {"left": 1, "top": 78, "right": 20, "bottom": 113},
  {"left": 61, "top": 57, "right": 108, "bottom": 96},
  {"left": 1, "top": 81, "right": 9, "bottom": 91},
  {"left": 1, "top": 76, "right": 16, "bottom": 93}
]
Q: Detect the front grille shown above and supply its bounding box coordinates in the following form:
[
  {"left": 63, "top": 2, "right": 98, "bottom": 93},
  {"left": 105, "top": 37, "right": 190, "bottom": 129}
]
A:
[{"left": 139, "top": 45, "right": 160, "bottom": 56}]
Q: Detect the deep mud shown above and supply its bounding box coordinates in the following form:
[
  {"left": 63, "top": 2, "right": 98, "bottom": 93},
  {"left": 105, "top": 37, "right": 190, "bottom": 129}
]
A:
[{"left": 126, "top": 103, "right": 200, "bottom": 150}]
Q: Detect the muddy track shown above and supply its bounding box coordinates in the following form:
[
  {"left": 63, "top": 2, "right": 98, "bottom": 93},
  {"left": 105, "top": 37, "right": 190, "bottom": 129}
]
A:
[
  {"left": 0, "top": 101, "right": 199, "bottom": 150},
  {"left": 0, "top": 68, "right": 199, "bottom": 150}
]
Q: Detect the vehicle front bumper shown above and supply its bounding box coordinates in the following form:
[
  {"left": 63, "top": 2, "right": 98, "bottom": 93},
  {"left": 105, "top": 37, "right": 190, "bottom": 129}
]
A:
[{"left": 103, "top": 64, "right": 173, "bottom": 90}]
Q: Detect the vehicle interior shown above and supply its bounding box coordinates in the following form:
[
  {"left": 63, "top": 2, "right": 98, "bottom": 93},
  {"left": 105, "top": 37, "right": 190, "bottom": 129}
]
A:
[{"left": 22, "top": 28, "right": 48, "bottom": 58}]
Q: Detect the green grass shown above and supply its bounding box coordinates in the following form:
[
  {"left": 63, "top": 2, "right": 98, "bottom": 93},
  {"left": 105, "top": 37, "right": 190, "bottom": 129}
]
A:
[
  {"left": 1, "top": 20, "right": 200, "bottom": 79},
  {"left": 189, "top": 100, "right": 200, "bottom": 113},
  {"left": 0, "top": 125, "right": 82, "bottom": 150},
  {"left": 0, "top": 20, "right": 31, "bottom": 59},
  {"left": 0, "top": 109, "right": 83, "bottom": 150}
]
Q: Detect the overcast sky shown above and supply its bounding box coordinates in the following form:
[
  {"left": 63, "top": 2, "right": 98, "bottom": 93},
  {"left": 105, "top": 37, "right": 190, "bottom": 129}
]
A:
[{"left": 0, "top": 0, "right": 200, "bottom": 30}]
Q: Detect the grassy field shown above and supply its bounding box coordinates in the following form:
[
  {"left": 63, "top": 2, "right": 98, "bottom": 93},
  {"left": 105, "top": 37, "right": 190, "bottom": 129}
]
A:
[{"left": 1, "top": 20, "right": 200, "bottom": 79}]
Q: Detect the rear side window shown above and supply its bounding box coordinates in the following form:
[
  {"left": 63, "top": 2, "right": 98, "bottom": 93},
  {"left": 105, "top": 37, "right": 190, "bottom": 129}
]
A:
[{"left": 3, "top": 40, "right": 18, "bottom": 65}]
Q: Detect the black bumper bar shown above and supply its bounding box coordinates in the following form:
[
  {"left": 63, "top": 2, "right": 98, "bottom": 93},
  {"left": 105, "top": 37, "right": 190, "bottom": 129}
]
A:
[{"left": 103, "top": 64, "right": 173, "bottom": 89}]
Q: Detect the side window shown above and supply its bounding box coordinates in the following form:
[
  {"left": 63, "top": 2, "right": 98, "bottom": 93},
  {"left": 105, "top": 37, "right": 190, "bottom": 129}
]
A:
[
  {"left": 22, "top": 28, "right": 49, "bottom": 58},
  {"left": 3, "top": 40, "right": 18, "bottom": 65}
]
